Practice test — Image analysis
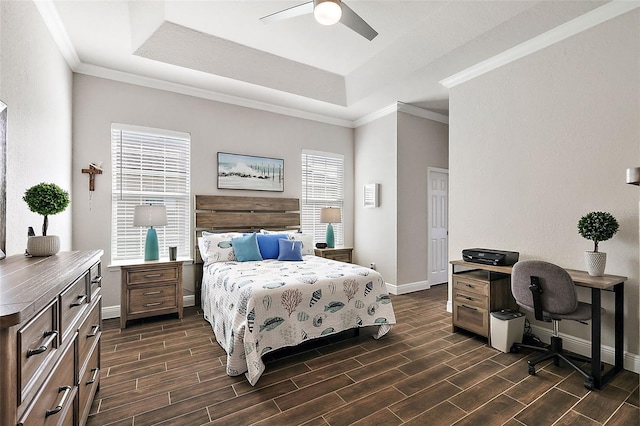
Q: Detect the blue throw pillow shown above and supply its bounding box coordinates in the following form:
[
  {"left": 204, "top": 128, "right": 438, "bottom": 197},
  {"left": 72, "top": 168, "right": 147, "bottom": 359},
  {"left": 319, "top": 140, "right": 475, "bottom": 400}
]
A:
[
  {"left": 277, "top": 238, "right": 303, "bottom": 261},
  {"left": 232, "top": 233, "right": 263, "bottom": 262},
  {"left": 255, "top": 233, "right": 288, "bottom": 259}
]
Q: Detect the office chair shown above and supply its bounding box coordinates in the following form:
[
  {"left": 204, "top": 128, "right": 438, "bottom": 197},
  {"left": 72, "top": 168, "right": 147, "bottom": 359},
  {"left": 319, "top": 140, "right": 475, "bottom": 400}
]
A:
[{"left": 510, "top": 260, "right": 598, "bottom": 390}]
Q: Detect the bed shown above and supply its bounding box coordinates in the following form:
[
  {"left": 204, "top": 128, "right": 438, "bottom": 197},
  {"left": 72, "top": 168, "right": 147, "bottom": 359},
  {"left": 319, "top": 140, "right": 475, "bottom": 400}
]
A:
[{"left": 195, "top": 195, "right": 396, "bottom": 385}]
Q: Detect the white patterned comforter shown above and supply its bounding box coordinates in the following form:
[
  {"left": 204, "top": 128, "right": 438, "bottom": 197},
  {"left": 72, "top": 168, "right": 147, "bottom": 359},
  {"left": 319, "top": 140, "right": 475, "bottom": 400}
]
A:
[{"left": 201, "top": 255, "right": 396, "bottom": 385}]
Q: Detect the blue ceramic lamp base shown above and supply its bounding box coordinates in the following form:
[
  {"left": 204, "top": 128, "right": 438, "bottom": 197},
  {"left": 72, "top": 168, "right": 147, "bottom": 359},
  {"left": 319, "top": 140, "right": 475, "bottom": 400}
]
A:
[
  {"left": 144, "top": 226, "right": 160, "bottom": 261},
  {"left": 325, "top": 223, "right": 335, "bottom": 249}
]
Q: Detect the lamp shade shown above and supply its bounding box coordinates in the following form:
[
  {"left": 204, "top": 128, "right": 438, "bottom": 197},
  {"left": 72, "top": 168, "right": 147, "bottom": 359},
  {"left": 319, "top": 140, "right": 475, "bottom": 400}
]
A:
[
  {"left": 314, "top": 0, "right": 342, "bottom": 25},
  {"left": 133, "top": 205, "right": 167, "bottom": 227},
  {"left": 320, "top": 207, "right": 341, "bottom": 224}
]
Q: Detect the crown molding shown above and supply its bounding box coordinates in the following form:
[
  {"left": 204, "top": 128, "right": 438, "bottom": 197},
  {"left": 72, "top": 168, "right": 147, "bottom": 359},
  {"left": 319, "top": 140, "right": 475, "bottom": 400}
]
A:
[
  {"left": 34, "top": 0, "right": 81, "bottom": 69},
  {"left": 397, "top": 102, "right": 449, "bottom": 124},
  {"left": 440, "top": 0, "right": 640, "bottom": 88},
  {"left": 353, "top": 102, "right": 449, "bottom": 128},
  {"left": 353, "top": 103, "right": 398, "bottom": 127}
]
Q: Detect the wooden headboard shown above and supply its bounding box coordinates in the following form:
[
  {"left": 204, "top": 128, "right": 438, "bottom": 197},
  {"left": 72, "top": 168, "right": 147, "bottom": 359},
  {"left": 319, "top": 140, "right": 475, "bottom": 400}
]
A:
[{"left": 194, "top": 195, "right": 300, "bottom": 263}]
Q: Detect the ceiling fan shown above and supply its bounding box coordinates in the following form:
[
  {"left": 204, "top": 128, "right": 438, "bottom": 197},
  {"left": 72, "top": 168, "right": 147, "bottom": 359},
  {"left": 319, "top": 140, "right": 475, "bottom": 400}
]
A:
[{"left": 260, "top": 0, "right": 378, "bottom": 41}]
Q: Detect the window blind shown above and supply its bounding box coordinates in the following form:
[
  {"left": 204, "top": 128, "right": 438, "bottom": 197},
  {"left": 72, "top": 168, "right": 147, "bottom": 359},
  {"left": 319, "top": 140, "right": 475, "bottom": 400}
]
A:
[
  {"left": 301, "top": 150, "right": 344, "bottom": 246},
  {"left": 111, "top": 124, "right": 191, "bottom": 262}
]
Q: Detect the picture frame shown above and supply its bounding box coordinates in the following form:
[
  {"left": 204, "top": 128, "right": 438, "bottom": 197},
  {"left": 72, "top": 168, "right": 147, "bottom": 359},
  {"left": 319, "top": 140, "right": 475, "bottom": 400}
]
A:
[
  {"left": 217, "top": 152, "right": 284, "bottom": 192},
  {"left": 363, "top": 183, "right": 379, "bottom": 208}
]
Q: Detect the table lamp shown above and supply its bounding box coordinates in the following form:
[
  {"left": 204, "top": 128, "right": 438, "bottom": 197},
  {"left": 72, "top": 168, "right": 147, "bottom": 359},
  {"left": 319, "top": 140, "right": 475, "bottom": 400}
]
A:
[
  {"left": 320, "top": 207, "right": 341, "bottom": 248},
  {"left": 133, "top": 204, "right": 167, "bottom": 261}
]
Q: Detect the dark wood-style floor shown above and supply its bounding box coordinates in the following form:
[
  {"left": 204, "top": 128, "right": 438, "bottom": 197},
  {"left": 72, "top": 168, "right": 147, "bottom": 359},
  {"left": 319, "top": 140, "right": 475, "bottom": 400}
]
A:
[{"left": 88, "top": 284, "right": 639, "bottom": 425}]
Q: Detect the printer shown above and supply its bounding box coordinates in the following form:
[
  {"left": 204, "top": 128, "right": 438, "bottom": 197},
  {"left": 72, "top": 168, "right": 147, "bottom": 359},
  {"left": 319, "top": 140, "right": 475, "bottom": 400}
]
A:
[{"left": 462, "top": 248, "right": 519, "bottom": 266}]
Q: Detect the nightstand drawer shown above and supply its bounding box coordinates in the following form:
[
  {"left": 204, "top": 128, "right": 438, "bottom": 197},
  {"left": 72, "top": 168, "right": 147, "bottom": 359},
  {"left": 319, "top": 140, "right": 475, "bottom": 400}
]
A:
[
  {"left": 127, "top": 266, "right": 178, "bottom": 285},
  {"left": 128, "top": 284, "right": 178, "bottom": 314}
]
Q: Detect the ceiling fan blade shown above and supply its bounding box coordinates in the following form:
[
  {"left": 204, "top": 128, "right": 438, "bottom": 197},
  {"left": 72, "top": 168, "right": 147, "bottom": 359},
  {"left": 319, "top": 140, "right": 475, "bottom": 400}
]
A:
[
  {"left": 260, "top": 1, "right": 314, "bottom": 24},
  {"left": 340, "top": 2, "right": 378, "bottom": 41}
]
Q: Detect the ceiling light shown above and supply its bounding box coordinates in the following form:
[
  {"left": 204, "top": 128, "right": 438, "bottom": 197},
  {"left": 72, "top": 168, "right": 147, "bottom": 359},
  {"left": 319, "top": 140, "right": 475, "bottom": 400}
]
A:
[{"left": 314, "top": 0, "right": 342, "bottom": 26}]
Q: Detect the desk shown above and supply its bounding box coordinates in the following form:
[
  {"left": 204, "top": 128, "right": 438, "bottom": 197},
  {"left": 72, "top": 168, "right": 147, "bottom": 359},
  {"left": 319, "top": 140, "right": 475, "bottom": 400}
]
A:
[{"left": 451, "top": 260, "right": 627, "bottom": 389}]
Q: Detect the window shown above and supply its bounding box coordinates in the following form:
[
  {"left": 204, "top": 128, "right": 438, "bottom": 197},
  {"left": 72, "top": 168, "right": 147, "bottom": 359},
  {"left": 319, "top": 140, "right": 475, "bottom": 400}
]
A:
[
  {"left": 111, "top": 124, "right": 190, "bottom": 262},
  {"left": 301, "top": 150, "right": 344, "bottom": 246}
]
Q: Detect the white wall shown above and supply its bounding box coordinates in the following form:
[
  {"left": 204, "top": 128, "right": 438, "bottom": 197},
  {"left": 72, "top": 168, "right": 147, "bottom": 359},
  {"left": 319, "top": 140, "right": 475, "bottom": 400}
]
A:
[
  {"left": 0, "top": 1, "right": 73, "bottom": 255},
  {"left": 397, "top": 112, "right": 448, "bottom": 286},
  {"left": 354, "top": 113, "right": 398, "bottom": 284},
  {"left": 72, "top": 74, "right": 354, "bottom": 310},
  {"left": 354, "top": 110, "right": 449, "bottom": 290},
  {"left": 449, "top": 10, "right": 640, "bottom": 359}
]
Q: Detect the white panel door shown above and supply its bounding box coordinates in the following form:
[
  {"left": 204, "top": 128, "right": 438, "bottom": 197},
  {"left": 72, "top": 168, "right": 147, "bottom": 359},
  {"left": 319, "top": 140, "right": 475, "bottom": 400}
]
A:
[{"left": 428, "top": 169, "right": 449, "bottom": 285}]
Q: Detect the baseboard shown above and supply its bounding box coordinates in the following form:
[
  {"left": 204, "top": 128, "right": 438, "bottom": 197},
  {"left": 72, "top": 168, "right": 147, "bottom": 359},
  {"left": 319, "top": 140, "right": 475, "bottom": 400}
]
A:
[
  {"left": 386, "top": 280, "right": 430, "bottom": 295},
  {"left": 446, "top": 300, "right": 453, "bottom": 313},
  {"left": 530, "top": 324, "right": 640, "bottom": 374},
  {"left": 102, "top": 294, "right": 196, "bottom": 320}
]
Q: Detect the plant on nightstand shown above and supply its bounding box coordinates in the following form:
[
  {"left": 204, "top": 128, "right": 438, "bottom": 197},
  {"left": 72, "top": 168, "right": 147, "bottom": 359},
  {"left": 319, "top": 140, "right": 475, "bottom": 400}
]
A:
[
  {"left": 23, "top": 182, "right": 70, "bottom": 256},
  {"left": 577, "top": 211, "right": 619, "bottom": 276}
]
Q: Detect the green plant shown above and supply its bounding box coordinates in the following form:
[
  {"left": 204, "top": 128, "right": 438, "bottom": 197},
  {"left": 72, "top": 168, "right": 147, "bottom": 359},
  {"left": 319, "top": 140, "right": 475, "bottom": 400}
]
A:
[
  {"left": 577, "top": 211, "right": 619, "bottom": 252},
  {"left": 23, "top": 182, "right": 70, "bottom": 236}
]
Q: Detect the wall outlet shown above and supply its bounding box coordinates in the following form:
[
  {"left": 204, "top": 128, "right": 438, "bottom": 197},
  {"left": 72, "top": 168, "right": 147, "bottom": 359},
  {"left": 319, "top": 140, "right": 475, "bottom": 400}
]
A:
[{"left": 370, "top": 262, "right": 376, "bottom": 270}]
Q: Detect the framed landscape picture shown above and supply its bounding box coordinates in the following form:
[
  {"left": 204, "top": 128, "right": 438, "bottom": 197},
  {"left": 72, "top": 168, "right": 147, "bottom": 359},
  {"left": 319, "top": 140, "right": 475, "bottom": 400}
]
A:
[{"left": 217, "top": 152, "right": 284, "bottom": 192}]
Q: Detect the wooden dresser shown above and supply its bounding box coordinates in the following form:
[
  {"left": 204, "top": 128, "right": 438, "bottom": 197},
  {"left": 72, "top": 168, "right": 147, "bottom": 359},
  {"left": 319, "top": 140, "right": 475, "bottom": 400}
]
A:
[{"left": 0, "top": 250, "right": 103, "bottom": 425}]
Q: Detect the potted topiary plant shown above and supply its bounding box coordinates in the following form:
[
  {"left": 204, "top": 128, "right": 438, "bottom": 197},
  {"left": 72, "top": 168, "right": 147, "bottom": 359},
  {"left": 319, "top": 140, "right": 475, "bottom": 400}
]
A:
[
  {"left": 23, "top": 182, "right": 70, "bottom": 256},
  {"left": 577, "top": 211, "right": 619, "bottom": 276}
]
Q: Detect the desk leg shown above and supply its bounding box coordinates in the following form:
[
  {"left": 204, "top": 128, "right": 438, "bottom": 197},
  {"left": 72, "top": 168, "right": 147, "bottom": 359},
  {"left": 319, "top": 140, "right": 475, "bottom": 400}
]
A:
[
  {"left": 591, "top": 284, "right": 624, "bottom": 389},
  {"left": 591, "top": 288, "right": 602, "bottom": 389}
]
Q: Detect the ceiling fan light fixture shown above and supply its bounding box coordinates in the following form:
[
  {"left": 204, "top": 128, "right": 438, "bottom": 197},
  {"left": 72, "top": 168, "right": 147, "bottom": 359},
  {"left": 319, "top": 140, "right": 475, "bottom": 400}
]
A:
[{"left": 313, "top": 0, "right": 342, "bottom": 26}]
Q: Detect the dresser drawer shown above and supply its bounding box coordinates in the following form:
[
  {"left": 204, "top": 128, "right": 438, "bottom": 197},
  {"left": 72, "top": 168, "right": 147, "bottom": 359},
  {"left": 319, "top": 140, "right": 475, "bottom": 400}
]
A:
[
  {"left": 127, "top": 266, "right": 178, "bottom": 285},
  {"left": 18, "top": 340, "right": 76, "bottom": 426},
  {"left": 128, "top": 284, "right": 177, "bottom": 314},
  {"left": 18, "top": 300, "right": 59, "bottom": 404},
  {"left": 78, "top": 342, "right": 100, "bottom": 425},
  {"left": 60, "top": 274, "right": 89, "bottom": 342},
  {"left": 77, "top": 298, "right": 101, "bottom": 370},
  {"left": 453, "top": 275, "right": 489, "bottom": 296},
  {"left": 454, "top": 288, "right": 488, "bottom": 309},
  {"left": 88, "top": 262, "right": 103, "bottom": 302}
]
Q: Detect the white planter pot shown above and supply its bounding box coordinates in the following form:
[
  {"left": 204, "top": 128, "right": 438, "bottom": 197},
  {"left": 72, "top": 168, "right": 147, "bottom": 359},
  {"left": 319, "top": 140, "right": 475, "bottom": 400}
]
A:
[
  {"left": 27, "top": 235, "right": 60, "bottom": 257},
  {"left": 584, "top": 251, "right": 606, "bottom": 277}
]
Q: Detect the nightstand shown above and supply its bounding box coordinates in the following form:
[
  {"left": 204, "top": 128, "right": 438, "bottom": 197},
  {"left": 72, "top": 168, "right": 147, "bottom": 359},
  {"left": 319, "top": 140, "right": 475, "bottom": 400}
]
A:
[
  {"left": 314, "top": 247, "right": 353, "bottom": 263},
  {"left": 120, "top": 260, "right": 183, "bottom": 329}
]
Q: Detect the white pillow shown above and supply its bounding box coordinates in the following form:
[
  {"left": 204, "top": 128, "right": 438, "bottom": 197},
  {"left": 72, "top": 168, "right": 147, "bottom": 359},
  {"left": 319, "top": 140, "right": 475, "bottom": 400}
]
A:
[
  {"left": 289, "top": 233, "right": 314, "bottom": 256},
  {"left": 198, "top": 232, "right": 242, "bottom": 265}
]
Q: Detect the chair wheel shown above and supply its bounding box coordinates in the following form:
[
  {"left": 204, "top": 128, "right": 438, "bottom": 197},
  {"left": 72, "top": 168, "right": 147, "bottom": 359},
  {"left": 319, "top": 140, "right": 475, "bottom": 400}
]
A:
[
  {"left": 584, "top": 378, "right": 595, "bottom": 390},
  {"left": 510, "top": 345, "right": 519, "bottom": 354},
  {"left": 528, "top": 365, "right": 536, "bottom": 375}
]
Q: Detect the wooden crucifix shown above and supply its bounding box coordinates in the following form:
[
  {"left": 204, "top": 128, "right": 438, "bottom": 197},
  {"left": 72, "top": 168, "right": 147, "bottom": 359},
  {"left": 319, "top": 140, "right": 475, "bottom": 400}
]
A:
[{"left": 81, "top": 163, "right": 103, "bottom": 191}]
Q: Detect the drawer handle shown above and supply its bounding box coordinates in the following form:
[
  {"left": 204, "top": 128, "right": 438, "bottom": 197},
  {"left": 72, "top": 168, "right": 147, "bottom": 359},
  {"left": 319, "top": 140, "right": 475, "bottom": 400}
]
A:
[
  {"left": 144, "top": 302, "right": 163, "bottom": 307},
  {"left": 71, "top": 294, "right": 88, "bottom": 307},
  {"left": 27, "top": 330, "right": 58, "bottom": 357},
  {"left": 87, "top": 325, "right": 100, "bottom": 338},
  {"left": 45, "top": 385, "right": 72, "bottom": 417},
  {"left": 143, "top": 290, "right": 162, "bottom": 296},
  {"left": 91, "top": 276, "right": 103, "bottom": 284},
  {"left": 465, "top": 283, "right": 474, "bottom": 288},
  {"left": 86, "top": 368, "right": 99, "bottom": 385},
  {"left": 144, "top": 273, "right": 163, "bottom": 278},
  {"left": 462, "top": 295, "right": 474, "bottom": 301},
  {"left": 461, "top": 304, "right": 478, "bottom": 311}
]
